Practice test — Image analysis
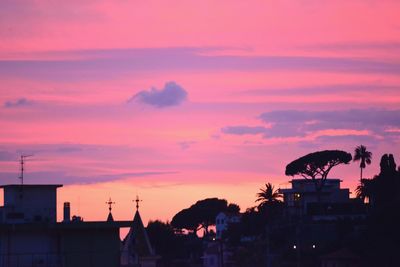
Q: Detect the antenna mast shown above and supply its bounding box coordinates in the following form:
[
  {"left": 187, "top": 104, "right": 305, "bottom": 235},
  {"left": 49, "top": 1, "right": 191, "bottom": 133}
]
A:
[{"left": 19, "top": 154, "right": 33, "bottom": 185}]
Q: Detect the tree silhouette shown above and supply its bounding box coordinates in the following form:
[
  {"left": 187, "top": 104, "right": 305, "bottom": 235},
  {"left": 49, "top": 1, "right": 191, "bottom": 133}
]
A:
[
  {"left": 226, "top": 203, "right": 241, "bottom": 213},
  {"left": 285, "top": 150, "right": 352, "bottom": 203},
  {"left": 353, "top": 145, "right": 372, "bottom": 182},
  {"left": 355, "top": 178, "right": 373, "bottom": 203},
  {"left": 146, "top": 220, "right": 184, "bottom": 264},
  {"left": 255, "top": 183, "right": 281, "bottom": 210},
  {"left": 362, "top": 154, "right": 400, "bottom": 266},
  {"left": 373, "top": 153, "right": 398, "bottom": 206},
  {"left": 194, "top": 198, "right": 228, "bottom": 235},
  {"left": 171, "top": 198, "right": 228, "bottom": 236},
  {"left": 171, "top": 208, "right": 201, "bottom": 235}
]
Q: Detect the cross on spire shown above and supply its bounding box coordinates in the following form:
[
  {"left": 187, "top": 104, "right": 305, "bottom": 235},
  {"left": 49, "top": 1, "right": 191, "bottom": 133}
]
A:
[
  {"left": 135, "top": 195, "right": 142, "bottom": 210},
  {"left": 106, "top": 197, "right": 115, "bottom": 212}
]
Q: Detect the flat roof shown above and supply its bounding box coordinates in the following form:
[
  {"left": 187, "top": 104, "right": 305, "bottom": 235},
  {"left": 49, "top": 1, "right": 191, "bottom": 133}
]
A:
[
  {"left": 0, "top": 221, "right": 133, "bottom": 231},
  {"left": 0, "top": 184, "right": 63, "bottom": 189},
  {"left": 290, "top": 178, "right": 342, "bottom": 183}
]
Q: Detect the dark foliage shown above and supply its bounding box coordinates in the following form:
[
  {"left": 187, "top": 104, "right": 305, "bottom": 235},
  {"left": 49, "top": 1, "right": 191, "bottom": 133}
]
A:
[
  {"left": 146, "top": 220, "right": 183, "bottom": 264},
  {"left": 171, "top": 198, "right": 229, "bottom": 235},
  {"left": 359, "top": 154, "right": 400, "bottom": 267},
  {"left": 285, "top": 150, "right": 352, "bottom": 194},
  {"left": 226, "top": 203, "right": 241, "bottom": 213},
  {"left": 255, "top": 182, "right": 282, "bottom": 210},
  {"left": 171, "top": 208, "right": 200, "bottom": 234}
]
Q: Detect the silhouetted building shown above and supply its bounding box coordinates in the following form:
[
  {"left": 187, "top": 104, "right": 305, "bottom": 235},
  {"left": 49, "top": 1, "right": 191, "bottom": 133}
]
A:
[
  {"left": 279, "top": 178, "right": 348, "bottom": 216},
  {"left": 0, "top": 184, "right": 131, "bottom": 267},
  {"left": 0, "top": 184, "right": 61, "bottom": 224}
]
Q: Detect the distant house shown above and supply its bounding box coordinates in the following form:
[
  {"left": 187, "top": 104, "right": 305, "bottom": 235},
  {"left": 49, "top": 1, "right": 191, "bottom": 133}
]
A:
[
  {"left": 279, "top": 179, "right": 365, "bottom": 220},
  {"left": 215, "top": 212, "right": 241, "bottom": 239},
  {"left": 0, "top": 184, "right": 132, "bottom": 267}
]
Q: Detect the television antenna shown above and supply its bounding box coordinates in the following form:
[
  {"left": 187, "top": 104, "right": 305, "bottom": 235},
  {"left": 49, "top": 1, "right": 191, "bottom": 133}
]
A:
[{"left": 19, "top": 154, "right": 33, "bottom": 185}]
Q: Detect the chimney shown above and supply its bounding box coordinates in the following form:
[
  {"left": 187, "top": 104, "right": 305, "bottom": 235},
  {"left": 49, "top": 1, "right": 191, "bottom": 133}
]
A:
[{"left": 63, "top": 202, "right": 70, "bottom": 222}]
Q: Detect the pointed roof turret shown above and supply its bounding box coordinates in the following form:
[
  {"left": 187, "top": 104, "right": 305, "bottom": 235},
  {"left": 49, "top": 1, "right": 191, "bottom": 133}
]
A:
[
  {"left": 106, "top": 197, "right": 115, "bottom": 222},
  {"left": 107, "top": 212, "right": 114, "bottom": 222},
  {"left": 121, "top": 196, "right": 157, "bottom": 266}
]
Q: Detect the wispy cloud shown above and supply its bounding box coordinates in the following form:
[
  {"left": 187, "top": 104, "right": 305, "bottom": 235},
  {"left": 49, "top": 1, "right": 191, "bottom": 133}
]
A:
[
  {"left": 302, "top": 41, "right": 400, "bottom": 52},
  {"left": 3, "top": 98, "right": 32, "bottom": 108},
  {"left": 222, "top": 109, "right": 400, "bottom": 141},
  {"left": 2, "top": 48, "right": 400, "bottom": 81},
  {"left": 129, "top": 81, "right": 188, "bottom": 108},
  {"left": 178, "top": 141, "right": 196, "bottom": 150},
  {"left": 0, "top": 150, "right": 17, "bottom": 161},
  {"left": 221, "top": 126, "right": 267, "bottom": 135},
  {"left": 259, "top": 109, "right": 400, "bottom": 130},
  {"left": 240, "top": 83, "right": 400, "bottom": 96},
  {"left": 0, "top": 170, "right": 178, "bottom": 185}
]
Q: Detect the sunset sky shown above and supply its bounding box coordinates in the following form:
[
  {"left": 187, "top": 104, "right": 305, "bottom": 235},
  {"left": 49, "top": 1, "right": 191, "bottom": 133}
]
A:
[{"left": 0, "top": 0, "right": 400, "bottom": 228}]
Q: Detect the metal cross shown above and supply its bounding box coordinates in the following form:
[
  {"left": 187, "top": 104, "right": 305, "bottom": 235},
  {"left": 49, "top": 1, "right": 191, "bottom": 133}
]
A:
[
  {"left": 135, "top": 195, "right": 143, "bottom": 210},
  {"left": 106, "top": 197, "right": 115, "bottom": 212}
]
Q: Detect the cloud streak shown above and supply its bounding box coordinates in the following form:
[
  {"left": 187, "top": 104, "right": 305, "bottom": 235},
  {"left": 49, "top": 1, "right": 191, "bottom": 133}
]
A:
[
  {"left": 2, "top": 48, "right": 400, "bottom": 81},
  {"left": 222, "top": 109, "right": 400, "bottom": 142},
  {"left": 221, "top": 126, "right": 267, "bottom": 135},
  {"left": 240, "top": 84, "right": 400, "bottom": 97},
  {"left": 0, "top": 170, "right": 178, "bottom": 185},
  {"left": 3, "top": 98, "right": 32, "bottom": 108}
]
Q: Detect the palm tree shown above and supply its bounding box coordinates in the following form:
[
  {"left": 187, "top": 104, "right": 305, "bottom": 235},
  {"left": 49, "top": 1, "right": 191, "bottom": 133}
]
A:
[
  {"left": 355, "top": 178, "right": 373, "bottom": 203},
  {"left": 353, "top": 145, "right": 372, "bottom": 182},
  {"left": 255, "top": 183, "right": 282, "bottom": 210}
]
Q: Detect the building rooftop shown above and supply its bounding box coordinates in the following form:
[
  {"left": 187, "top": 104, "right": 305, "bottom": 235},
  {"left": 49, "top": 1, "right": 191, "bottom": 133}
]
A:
[
  {"left": 0, "top": 220, "right": 133, "bottom": 231},
  {"left": 0, "top": 184, "right": 63, "bottom": 189},
  {"left": 289, "top": 178, "right": 342, "bottom": 183}
]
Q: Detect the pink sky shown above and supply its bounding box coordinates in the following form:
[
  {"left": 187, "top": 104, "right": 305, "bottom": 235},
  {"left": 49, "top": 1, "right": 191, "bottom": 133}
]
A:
[{"left": 1, "top": 0, "right": 400, "bottom": 227}]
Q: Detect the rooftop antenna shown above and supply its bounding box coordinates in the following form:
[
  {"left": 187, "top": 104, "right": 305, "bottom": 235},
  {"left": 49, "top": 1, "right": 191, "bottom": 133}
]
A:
[
  {"left": 19, "top": 154, "right": 33, "bottom": 185},
  {"left": 135, "top": 195, "right": 142, "bottom": 210}
]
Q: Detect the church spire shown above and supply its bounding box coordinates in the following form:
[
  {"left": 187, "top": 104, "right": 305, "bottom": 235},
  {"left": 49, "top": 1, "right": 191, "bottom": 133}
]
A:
[{"left": 106, "top": 197, "right": 115, "bottom": 222}]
